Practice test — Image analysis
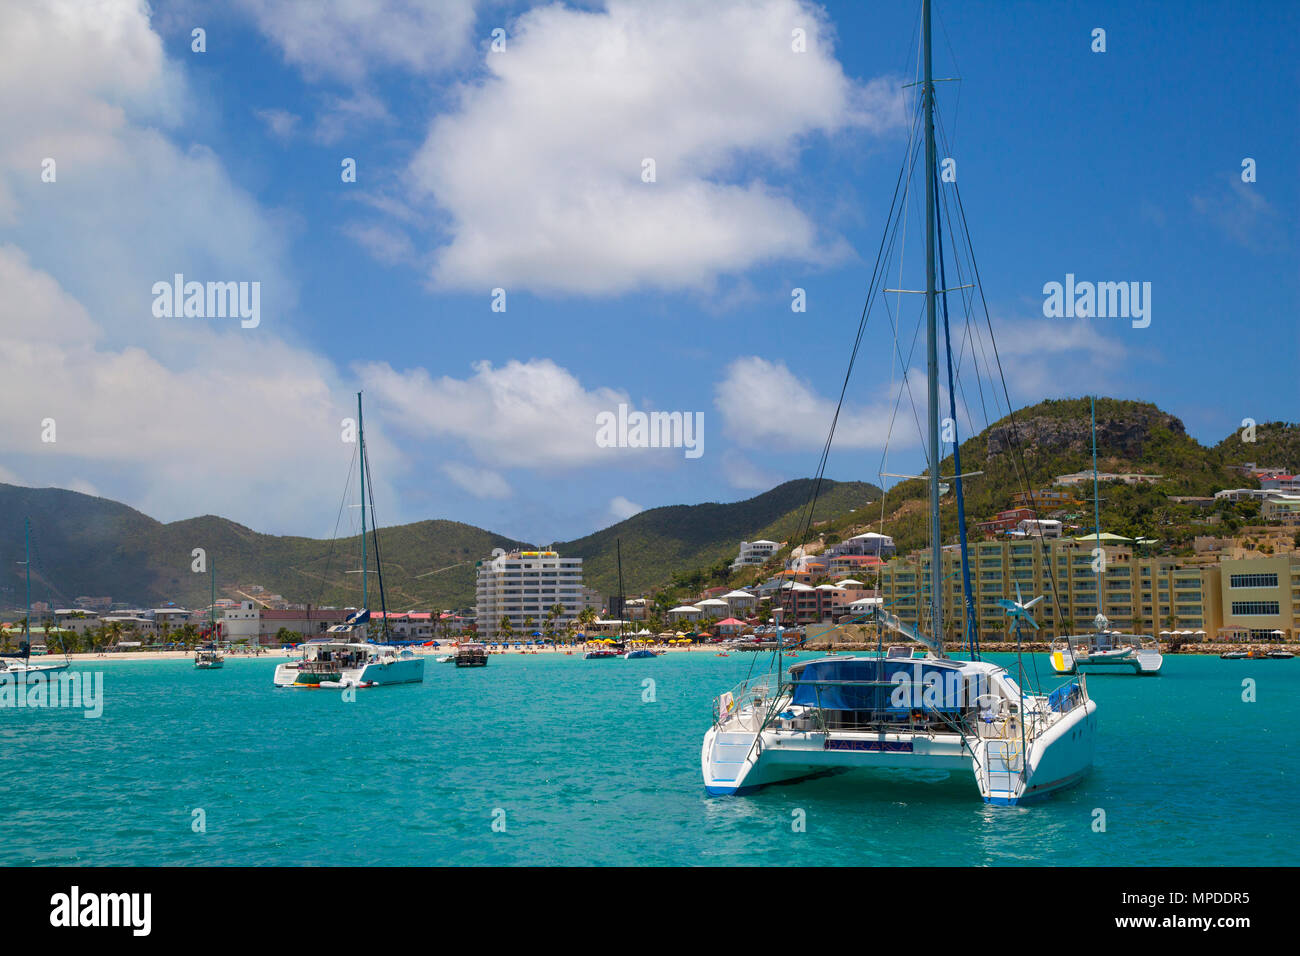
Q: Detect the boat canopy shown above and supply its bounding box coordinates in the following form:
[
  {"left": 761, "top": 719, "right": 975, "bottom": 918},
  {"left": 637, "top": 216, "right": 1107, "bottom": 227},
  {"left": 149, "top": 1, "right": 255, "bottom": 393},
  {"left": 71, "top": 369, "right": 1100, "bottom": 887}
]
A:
[{"left": 788, "top": 657, "right": 982, "bottom": 713}]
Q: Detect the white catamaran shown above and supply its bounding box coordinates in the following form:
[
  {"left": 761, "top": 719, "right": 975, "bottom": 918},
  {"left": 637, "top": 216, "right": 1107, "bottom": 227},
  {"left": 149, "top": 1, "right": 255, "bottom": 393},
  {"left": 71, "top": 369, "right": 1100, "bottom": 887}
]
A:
[
  {"left": 701, "top": 0, "right": 1096, "bottom": 805},
  {"left": 272, "top": 392, "right": 424, "bottom": 689},
  {"left": 1049, "top": 397, "right": 1163, "bottom": 676}
]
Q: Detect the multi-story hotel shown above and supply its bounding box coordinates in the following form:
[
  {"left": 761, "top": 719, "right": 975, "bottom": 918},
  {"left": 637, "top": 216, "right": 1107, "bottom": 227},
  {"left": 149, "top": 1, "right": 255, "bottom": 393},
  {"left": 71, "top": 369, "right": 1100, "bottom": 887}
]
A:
[
  {"left": 474, "top": 549, "right": 593, "bottom": 640},
  {"left": 878, "top": 538, "right": 1300, "bottom": 642}
]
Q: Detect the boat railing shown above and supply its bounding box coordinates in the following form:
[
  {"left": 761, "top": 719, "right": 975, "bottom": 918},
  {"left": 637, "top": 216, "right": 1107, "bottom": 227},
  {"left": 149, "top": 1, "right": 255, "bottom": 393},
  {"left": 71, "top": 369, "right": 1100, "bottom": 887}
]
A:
[{"left": 713, "top": 676, "right": 776, "bottom": 728}]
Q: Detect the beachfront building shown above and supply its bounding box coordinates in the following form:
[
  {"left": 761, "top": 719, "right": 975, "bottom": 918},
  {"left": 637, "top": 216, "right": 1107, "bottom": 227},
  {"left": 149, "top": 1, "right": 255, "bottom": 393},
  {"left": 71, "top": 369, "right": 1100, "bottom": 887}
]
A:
[
  {"left": 1054, "top": 471, "right": 1163, "bottom": 487},
  {"left": 878, "top": 537, "right": 1217, "bottom": 643},
  {"left": 722, "top": 589, "right": 757, "bottom": 618},
  {"left": 694, "top": 598, "right": 730, "bottom": 620},
  {"left": 731, "top": 539, "right": 779, "bottom": 570},
  {"left": 879, "top": 539, "right": 1300, "bottom": 643},
  {"left": 52, "top": 609, "right": 100, "bottom": 635},
  {"left": 1211, "top": 556, "right": 1300, "bottom": 642},
  {"left": 667, "top": 605, "right": 703, "bottom": 623},
  {"left": 474, "top": 549, "right": 592, "bottom": 641}
]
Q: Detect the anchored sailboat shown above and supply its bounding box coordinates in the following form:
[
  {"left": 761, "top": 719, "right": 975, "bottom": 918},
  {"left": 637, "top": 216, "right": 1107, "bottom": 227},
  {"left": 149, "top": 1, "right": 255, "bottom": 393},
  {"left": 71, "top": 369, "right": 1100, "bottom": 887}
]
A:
[
  {"left": 1049, "top": 397, "right": 1163, "bottom": 676},
  {"left": 273, "top": 392, "right": 424, "bottom": 688},
  {"left": 700, "top": 0, "right": 1097, "bottom": 804},
  {"left": 194, "top": 558, "right": 225, "bottom": 669},
  {"left": 1, "top": 518, "right": 70, "bottom": 679}
]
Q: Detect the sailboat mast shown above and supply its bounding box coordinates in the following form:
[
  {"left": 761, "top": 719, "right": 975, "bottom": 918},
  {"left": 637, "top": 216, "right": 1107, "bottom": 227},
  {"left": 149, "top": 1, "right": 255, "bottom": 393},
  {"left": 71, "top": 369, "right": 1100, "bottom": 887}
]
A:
[
  {"left": 24, "top": 517, "right": 31, "bottom": 657},
  {"left": 1092, "top": 396, "right": 1102, "bottom": 626},
  {"left": 922, "top": 0, "right": 943, "bottom": 644},
  {"left": 358, "top": 391, "right": 368, "bottom": 611}
]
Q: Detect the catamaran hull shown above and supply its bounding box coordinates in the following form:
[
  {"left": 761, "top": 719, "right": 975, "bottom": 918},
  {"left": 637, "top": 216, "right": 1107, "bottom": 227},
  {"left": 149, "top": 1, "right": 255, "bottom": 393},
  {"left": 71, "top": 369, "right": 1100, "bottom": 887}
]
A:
[
  {"left": 702, "top": 700, "right": 1098, "bottom": 805},
  {"left": 273, "top": 657, "right": 424, "bottom": 687},
  {"left": 1051, "top": 650, "right": 1162, "bottom": 675}
]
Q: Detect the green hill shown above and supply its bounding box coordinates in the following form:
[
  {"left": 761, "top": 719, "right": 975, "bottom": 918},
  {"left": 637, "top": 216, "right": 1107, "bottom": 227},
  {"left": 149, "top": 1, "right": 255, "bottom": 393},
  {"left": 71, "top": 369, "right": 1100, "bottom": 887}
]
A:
[
  {"left": 808, "top": 398, "right": 1299, "bottom": 556},
  {"left": 0, "top": 478, "right": 880, "bottom": 612},
  {"left": 555, "top": 478, "right": 881, "bottom": 596}
]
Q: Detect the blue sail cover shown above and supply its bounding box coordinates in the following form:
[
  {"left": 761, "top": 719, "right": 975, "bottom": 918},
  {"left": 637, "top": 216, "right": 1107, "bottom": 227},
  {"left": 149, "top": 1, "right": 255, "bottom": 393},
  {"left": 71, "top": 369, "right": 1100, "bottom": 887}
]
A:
[
  {"left": 345, "top": 609, "right": 371, "bottom": 624},
  {"left": 789, "top": 659, "right": 979, "bottom": 713}
]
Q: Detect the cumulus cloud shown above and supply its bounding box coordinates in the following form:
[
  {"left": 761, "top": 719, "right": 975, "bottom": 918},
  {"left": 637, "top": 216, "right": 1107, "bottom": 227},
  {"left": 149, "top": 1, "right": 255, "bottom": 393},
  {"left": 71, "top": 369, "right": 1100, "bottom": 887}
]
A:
[
  {"left": 409, "top": 0, "right": 904, "bottom": 295},
  {"left": 0, "top": 2, "right": 381, "bottom": 533},
  {"left": 442, "top": 462, "right": 513, "bottom": 499},
  {"left": 608, "top": 495, "right": 643, "bottom": 521},
  {"left": 714, "top": 356, "right": 900, "bottom": 451},
  {"left": 0, "top": 245, "right": 375, "bottom": 533},
  {"left": 357, "top": 358, "right": 631, "bottom": 468},
  {"left": 235, "top": 0, "right": 479, "bottom": 83}
]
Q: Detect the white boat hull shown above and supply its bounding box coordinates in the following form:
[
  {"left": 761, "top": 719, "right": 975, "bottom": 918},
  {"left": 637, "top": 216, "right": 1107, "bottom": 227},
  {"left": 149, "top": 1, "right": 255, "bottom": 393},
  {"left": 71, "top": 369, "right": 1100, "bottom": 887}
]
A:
[
  {"left": 702, "top": 701, "right": 1096, "bottom": 805},
  {"left": 1051, "top": 647, "right": 1162, "bottom": 675},
  {"left": 273, "top": 656, "right": 424, "bottom": 688}
]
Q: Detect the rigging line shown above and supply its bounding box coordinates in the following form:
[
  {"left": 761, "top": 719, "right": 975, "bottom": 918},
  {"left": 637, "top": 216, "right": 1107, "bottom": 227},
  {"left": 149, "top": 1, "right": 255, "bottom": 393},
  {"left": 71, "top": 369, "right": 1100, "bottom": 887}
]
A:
[
  {"left": 313, "top": 440, "right": 358, "bottom": 612},
  {"left": 935, "top": 106, "right": 1003, "bottom": 434},
  {"left": 934, "top": 159, "right": 978, "bottom": 655},
  {"left": 784, "top": 94, "right": 922, "bottom": 561},
  {"left": 947, "top": 172, "right": 1068, "bottom": 650},
  {"left": 877, "top": 8, "right": 927, "bottom": 537},
  {"left": 362, "top": 444, "right": 391, "bottom": 641}
]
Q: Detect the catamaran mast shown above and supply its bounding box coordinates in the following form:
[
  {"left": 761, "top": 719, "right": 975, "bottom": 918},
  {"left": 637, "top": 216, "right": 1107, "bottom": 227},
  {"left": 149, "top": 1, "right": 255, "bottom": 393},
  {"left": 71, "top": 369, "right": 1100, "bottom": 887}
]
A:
[
  {"left": 23, "top": 516, "right": 31, "bottom": 660},
  {"left": 923, "top": 0, "right": 943, "bottom": 646},
  {"left": 1092, "top": 396, "right": 1103, "bottom": 629},
  {"left": 358, "top": 391, "right": 368, "bottom": 612}
]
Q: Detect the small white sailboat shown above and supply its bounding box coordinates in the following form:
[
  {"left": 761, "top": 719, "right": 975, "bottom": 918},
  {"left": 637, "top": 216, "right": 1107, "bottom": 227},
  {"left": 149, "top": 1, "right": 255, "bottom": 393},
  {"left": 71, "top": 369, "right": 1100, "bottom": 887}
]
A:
[
  {"left": 700, "top": 0, "right": 1096, "bottom": 805},
  {"left": 194, "top": 559, "right": 225, "bottom": 669},
  {"left": 1049, "top": 399, "right": 1163, "bottom": 676},
  {"left": 272, "top": 391, "right": 423, "bottom": 689},
  {"left": 1, "top": 518, "right": 70, "bottom": 680}
]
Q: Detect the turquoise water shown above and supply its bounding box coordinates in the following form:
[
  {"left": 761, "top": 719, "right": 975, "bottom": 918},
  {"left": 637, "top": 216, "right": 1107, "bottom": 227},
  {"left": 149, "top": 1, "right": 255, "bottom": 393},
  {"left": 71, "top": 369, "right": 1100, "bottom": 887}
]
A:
[{"left": 2, "top": 652, "right": 1296, "bottom": 866}]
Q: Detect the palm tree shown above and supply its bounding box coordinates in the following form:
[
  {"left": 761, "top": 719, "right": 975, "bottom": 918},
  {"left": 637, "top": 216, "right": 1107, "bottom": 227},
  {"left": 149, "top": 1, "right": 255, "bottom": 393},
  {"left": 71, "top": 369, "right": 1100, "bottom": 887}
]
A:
[{"left": 499, "top": 616, "right": 514, "bottom": 640}]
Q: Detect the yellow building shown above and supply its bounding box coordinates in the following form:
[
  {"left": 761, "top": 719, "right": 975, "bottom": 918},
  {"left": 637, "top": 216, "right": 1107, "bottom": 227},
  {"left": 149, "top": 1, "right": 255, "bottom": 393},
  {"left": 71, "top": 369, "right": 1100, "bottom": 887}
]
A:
[
  {"left": 1211, "top": 556, "right": 1300, "bottom": 641},
  {"left": 879, "top": 537, "right": 1223, "bottom": 642}
]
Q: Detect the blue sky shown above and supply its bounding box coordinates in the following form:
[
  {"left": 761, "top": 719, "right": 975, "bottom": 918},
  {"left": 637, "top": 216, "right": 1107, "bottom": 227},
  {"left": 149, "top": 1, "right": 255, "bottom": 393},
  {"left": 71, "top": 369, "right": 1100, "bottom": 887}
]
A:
[{"left": 1, "top": 0, "right": 1295, "bottom": 544}]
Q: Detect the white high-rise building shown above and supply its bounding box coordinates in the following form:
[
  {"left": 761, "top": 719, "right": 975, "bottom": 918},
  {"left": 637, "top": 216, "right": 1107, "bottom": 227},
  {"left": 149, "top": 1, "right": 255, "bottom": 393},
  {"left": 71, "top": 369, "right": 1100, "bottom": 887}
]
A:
[{"left": 475, "top": 549, "right": 592, "bottom": 640}]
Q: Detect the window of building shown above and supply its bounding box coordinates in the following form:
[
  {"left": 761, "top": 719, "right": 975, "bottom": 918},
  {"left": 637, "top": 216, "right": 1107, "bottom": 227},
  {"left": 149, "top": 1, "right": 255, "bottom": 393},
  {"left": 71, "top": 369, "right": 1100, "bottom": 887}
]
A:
[
  {"left": 1231, "top": 601, "right": 1280, "bottom": 616},
  {"left": 1230, "top": 573, "right": 1279, "bottom": 589}
]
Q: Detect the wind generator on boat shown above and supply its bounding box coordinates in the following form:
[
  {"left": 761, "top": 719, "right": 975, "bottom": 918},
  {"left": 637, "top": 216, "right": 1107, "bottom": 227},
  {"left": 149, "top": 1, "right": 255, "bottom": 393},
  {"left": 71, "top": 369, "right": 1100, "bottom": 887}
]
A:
[
  {"left": 272, "top": 392, "right": 424, "bottom": 688},
  {"left": 700, "top": 0, "right": 1097, "bottom": 805}
]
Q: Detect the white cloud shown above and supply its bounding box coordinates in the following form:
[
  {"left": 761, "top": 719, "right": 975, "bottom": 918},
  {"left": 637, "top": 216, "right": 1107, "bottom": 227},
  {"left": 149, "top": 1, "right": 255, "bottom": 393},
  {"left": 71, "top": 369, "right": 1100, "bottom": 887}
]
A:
[
  {"left": 442, "top": 462, "right": 512, "bottom": 499},
  {"left": 236, "top": 0, "right": 479, "bottom": 83},
  {"left": 313, "top": 89, "right": 392, "bottom": 145},
  {"left": 255, "top": 107, "right": 301, "bottom": 143},
  {"left": 0, "top": 2, "right": 387, "bottom": 533},
  {"left": 720, "top": 450, "right": 782, "bottom": 491},
  {"left": 715, "top": 356, "right": 900, "bottom": 451},
  {"left": 985, "top": 316, "right": 1129, "bottom": 401},
  {"left": 0, "top": 245, "right": 377, "bottom": 533},
  {"left": 608, "top": 495, "right": 643, "bottom": 521},
  {"left": 409, "top": 0, "right": 903, "bottom": 295},
  {"left": 357, "top": 358, "right": 632, "bottom": 469}
]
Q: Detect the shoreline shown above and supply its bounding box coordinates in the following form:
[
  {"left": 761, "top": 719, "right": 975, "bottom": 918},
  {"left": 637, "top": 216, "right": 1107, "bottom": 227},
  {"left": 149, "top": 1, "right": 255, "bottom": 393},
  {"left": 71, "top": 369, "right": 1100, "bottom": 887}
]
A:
[{"left": 25, "top": 641, "right": 1293, "bottom": 663}]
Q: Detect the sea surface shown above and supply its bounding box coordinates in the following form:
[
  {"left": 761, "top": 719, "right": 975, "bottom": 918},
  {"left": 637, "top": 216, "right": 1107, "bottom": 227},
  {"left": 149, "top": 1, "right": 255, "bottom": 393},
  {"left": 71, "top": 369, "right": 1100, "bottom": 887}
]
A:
[{"left": 1, "top": 651, "right": 1295, "bottom": 866}]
